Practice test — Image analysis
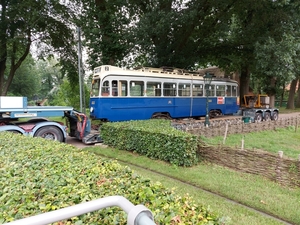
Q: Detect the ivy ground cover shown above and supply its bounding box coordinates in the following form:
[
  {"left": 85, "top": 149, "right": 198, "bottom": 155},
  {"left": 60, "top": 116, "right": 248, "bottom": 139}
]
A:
[{"left": 0, "top": 132, "right": 224, "bottom": 224}]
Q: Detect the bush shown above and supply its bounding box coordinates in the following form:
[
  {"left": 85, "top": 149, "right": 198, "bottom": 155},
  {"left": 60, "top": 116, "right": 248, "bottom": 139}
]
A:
[
  {"left": 0, "top": 132, "right": 223, "bottom": 224},
  {"left": 100, "top": 119, "right": 198, "bottom": 166}
]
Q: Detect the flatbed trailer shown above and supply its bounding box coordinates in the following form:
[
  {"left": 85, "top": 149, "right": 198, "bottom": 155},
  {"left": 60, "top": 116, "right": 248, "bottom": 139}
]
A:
[{"left": 0, "top": 96, "right": 101, "bottom": 144}]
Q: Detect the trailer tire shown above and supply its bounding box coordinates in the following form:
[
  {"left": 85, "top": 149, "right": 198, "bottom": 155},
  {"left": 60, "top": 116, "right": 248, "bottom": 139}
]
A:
[
  {"left": 255, "top": 112, "right": 263, "bottom": 122},
  {"left": 34, "top": 126, "right": 64, "bottom": 142},
  {"left": 264, "top": 112, "right": 271, "bottom": 121},
  {"left": 271, "top": 111, "right": 279, "bottom": 121}
]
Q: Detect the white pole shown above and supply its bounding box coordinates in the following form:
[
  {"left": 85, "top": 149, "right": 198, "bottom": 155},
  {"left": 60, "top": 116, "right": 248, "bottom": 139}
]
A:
[{"left": 3, "top": 196, "right": 155, "bottom": 225}]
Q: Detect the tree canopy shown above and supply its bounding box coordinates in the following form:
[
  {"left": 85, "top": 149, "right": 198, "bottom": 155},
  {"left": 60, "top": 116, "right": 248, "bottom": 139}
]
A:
[
  {"left": 2, "top": 0, "right": 300, "bottom": 108},
  {"left": 0, "top": 0, "right": 78, "bottom": 95},
  {"left": 77, "top": 0, "right": 300, "bottom": 106}
]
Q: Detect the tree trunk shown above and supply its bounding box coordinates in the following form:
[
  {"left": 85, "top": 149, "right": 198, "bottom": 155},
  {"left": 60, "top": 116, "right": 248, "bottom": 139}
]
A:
[
  {"left": 269, "top": 77, "right": 276, "bottom": 108},
  {"left": 0, "top": 1, "right": 7, "bottom": 95},
  {"left": 279, "top": 82, "right": 285, "bottom": 107},
  {"left": 0, "top": 59, "right": 6, "bottom": 95},
  {"left": 286, "top": 79, "right": 297, "bottom": 109},
  {"left": 239, "top": 65, "right": 250, "bottom": 106},
  {"left": 295, "top": 80, "right": 300, "bottom": 108}
]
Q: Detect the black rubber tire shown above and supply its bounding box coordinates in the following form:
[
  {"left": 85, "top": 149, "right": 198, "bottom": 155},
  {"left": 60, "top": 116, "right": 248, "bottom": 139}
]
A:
[
  {"left": 34, "top": 126, "right": 64, "bottom": 142},
  {"left": 271, "top": 111, "right": 279, "bottom": 121},
  {"left": 255, "top": 112, "right": 263, "bottom": 122},
  {"left": 264, "top": 112, "right": 271, "bottom": 121}
]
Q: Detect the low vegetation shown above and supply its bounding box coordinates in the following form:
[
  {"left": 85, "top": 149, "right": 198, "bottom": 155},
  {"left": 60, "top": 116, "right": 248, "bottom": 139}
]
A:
[
  {"left": 0, "top": 132, "right": 223, "bottom": 224},
  {"left": 89, "top": 145, "right": 300, "bottom": 225},
  {"left": 2, "top": 113, "right": 300, "bottom": 225},
  {"left": 89, "top": 117, "right": 300, "bottom": 225},
  {"left": 202, "top": 126, "right": 300, "bottom": 159},
  {"left": 101, "top": 119, "right": 198, "bottom": 166}
]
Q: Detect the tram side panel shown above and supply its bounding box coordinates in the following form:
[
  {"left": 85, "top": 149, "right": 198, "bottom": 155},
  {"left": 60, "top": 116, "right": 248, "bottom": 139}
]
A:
[
  {"left": 208, "top": 96, "right": 239, "bottom": 115},
  {"left": 91, "top": 97, "right": 179, "bottom": 121},
  {"left": 224, "top": 97, "right": 240, "bottom": 115},
  {"left": 90, "top": 96, "right": 239, "bottom": 121}
]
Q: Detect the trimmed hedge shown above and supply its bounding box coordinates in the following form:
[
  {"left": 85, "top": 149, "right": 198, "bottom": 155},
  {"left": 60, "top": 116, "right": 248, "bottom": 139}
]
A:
[
  {"left": 100, "top": 119, "right": 198, "bottom": 166},
  {"left": 0, "top": 132, "right": 225, "bottom": 224}
]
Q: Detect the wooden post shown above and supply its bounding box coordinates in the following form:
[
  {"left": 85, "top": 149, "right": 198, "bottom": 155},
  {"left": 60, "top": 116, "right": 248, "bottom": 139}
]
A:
[
  {"left": 276, "top": 151, "right": 283, "bottom": 185},
  {"left": 298, "top": 154, "right": 300, "bottom": 187},
  {"left": 223, "top": 123, "right": 228, "bottom": 144},
  {"left": 241, "top": 136, "right": 244, "bottom": 150}
]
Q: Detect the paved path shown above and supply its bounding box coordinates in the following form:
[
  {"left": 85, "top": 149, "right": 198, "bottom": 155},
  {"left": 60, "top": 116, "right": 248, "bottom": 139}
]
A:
[{"left": 66, "top": 137, "right": 92, "bottom": 149}]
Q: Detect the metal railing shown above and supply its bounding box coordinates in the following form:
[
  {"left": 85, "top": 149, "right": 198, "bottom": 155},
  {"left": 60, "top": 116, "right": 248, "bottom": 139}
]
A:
[{"left": 3, "top": 196, "right": 155, "bottom": 225}]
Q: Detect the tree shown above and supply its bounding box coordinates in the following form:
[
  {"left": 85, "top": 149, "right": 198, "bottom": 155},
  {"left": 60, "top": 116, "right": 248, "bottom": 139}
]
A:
[
  {"left": 254, "top": 34, "right": 300, "bottom": 108},
  {"left": 50, "top": 79, "right": 89, "bottom": 110},
  {"left": 0, "top": 0, "right": 77, "bottom": 96},
  {"left": 80, "top": 0, "right": 136, "bottom": 69},
  {"left": 252, "top": 1, "right": 300, "bottom": 109},
  {"left": 36, "top": 58, "right": 65, "bottom": 102},
  {"left": 8, "top": 54, "right": 41, "bottom": 99},
  {"left": 80, "top": 0, "right": 237, "bottom": 69},
  {"left": 80, "top": 0, "right": 300, "bottom": 107}
]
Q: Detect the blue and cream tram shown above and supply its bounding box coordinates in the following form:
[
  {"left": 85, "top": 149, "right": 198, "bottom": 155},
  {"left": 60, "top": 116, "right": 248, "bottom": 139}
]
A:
[{"left": 89, "top": 65, "right": 239, "bottom": 122}]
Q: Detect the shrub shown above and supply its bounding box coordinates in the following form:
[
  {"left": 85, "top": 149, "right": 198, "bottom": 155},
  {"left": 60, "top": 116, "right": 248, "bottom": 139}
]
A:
[
  {"left": 100, "top": 119, "right": 198, "bottom": 166},
  {"left": 0, "top": 132, "right": 223, "bottom": 224}
]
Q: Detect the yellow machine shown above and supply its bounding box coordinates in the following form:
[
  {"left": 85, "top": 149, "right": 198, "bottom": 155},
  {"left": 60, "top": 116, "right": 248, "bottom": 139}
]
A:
[{"left": 242, "top": 94, "right": 270, "bottom": 108}]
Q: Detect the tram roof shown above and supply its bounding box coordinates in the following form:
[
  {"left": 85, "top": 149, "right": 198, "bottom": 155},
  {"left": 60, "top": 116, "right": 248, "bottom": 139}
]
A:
[{"left": 93, "top": 65, "right": 237, "bottom": 83}]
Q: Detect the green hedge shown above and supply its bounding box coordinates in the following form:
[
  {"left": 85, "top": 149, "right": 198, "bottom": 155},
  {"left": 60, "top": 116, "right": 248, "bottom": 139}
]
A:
[
  {"left": 100, "top": 119, "right": 198, "bottom": 166},
  {"left": 0, "top": 132, "right": 224, "bottom": 224}
]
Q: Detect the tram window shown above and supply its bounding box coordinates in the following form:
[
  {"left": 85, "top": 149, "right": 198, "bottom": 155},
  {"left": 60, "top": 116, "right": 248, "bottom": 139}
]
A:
[
  {"left": 178, "top": 83, "right": 191, "bottom": 96},
  {"left": 91, "top": 79, "right": 100, "bottom": 97},
  {"left": 226, "top": 85, "right": 232, "bottom": 96},
  {"left": 146, "top": 82, "right": 161, "bottom": 96},
  {"left": 163, "top": 83, "right": 176, "bottom": 96},
  {"left": 205, "top": 84, "right": 215, "bottom": 96},
  {"left": 232, "top": 86, "right": 237, "bottom": 96},
  {"left": 120, "top": 80, "right": 128, "bottom": 96},
  {"left": 193, "top": 84, "right": 203, "bottom": 96},
  {"left": 112, "top": 80, "right": 118, "bottom": 96},
  {"left": 130, "top": 81, "right": 144, "bottom": 96},
  {"left": 216, "top": 85, "right": 226, "bottom": 96},
  {"left": 101, "top": 80, "right": 110, "bottom": 96}
]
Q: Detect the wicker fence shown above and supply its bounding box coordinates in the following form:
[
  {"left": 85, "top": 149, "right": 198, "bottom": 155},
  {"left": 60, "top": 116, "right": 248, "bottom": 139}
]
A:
[
  {"left": 192, "top": 116, "right": 300, "bottom": 187},
  {"left": 186, "top": 116, "right": 300, "bottom": 138},
  {"left": 197, "top": 145, "right": 300, "bottom": 187}
]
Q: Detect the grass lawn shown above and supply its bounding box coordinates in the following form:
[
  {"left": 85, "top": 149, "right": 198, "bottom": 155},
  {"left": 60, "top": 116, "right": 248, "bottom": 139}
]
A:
[
  {"left": 202, "top": 126, "right": 300, "bottom": 159},
  {"left": 86, "top": 145, "right": 300, "bottom": 225},
  {"left": 84, "top": 109, "right": 300, "bottom": 224}
]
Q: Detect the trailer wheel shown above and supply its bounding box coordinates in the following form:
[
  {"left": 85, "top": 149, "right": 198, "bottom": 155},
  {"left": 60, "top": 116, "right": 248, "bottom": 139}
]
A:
[
  {"left": 255, "top": 112, "right": 263, "bottom": 122},
  {"left": 271, "top": 111, "right": 279, "bottom": 121},
  {"left": 264, "top": 112, "right": 271, "bottom": 121},
  {"left": 34, "top": 126, "right": 64, "bottom": 142}
]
